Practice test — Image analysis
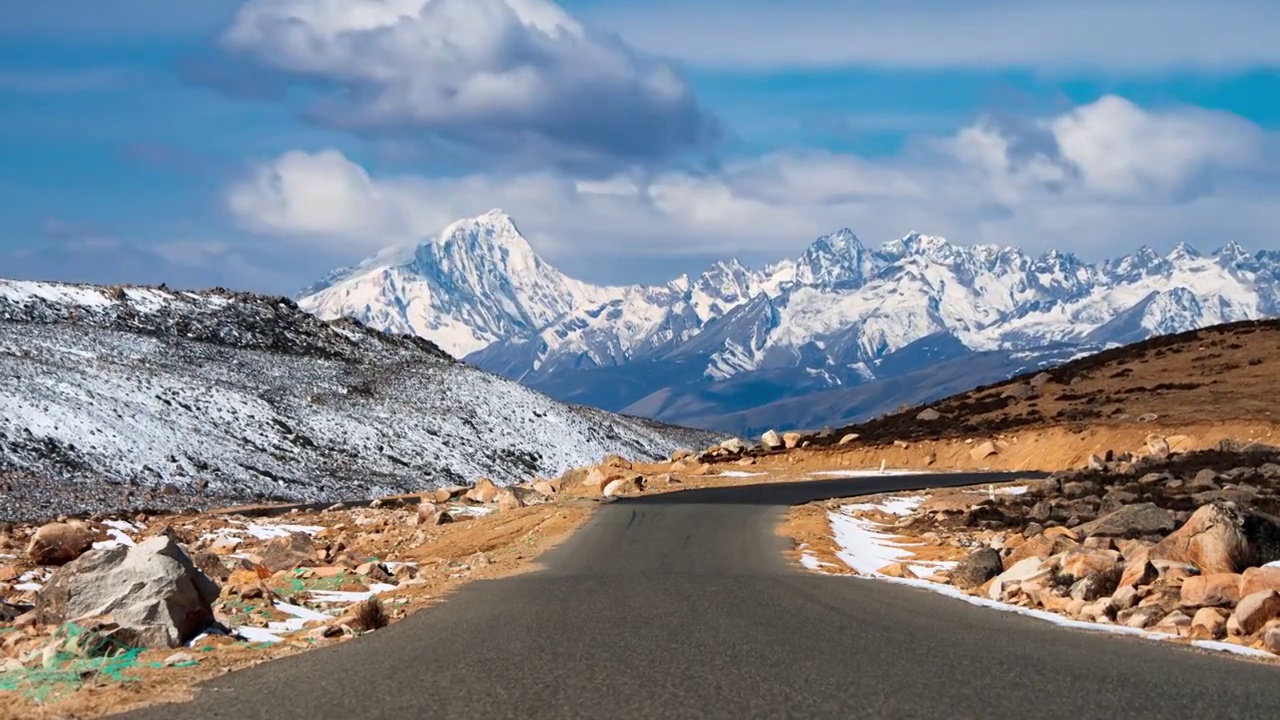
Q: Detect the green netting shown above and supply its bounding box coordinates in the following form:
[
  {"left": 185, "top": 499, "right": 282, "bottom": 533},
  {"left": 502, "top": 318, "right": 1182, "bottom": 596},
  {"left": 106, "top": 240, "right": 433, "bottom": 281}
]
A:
[{"left": 0, "top": 623, "right": 168, "bottom": 703}]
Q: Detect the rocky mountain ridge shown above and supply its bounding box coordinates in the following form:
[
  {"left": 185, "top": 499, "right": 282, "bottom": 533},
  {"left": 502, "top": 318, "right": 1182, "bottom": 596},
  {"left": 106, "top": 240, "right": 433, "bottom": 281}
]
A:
[{"left": 298, "top": 211, "right": 1280, "bottom": 431}]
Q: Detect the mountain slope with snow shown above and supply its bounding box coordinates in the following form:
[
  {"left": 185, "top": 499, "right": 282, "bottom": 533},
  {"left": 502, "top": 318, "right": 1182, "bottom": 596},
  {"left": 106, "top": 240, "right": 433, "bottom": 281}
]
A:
[
  {"left": 297, "top": 211, "right": 1280, "bottom": 431},
  {"left": 0, "top": 279, "right": 714, "bottom": 521}
]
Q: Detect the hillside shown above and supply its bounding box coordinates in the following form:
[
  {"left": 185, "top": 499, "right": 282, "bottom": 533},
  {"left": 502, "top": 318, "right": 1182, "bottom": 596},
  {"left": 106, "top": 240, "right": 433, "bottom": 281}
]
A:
[
  {"left": 817, "top": 318, "right": 1280, "bottom": 447},
  {"left": 0, "top": 280, "right": 715, "bottom": 521}
]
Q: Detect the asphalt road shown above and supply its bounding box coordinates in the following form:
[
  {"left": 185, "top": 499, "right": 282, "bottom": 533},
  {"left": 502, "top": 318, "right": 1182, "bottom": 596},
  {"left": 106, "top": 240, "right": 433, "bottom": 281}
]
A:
[{"left": 121, "top": 472, "right": 1280, "bottom": 719}]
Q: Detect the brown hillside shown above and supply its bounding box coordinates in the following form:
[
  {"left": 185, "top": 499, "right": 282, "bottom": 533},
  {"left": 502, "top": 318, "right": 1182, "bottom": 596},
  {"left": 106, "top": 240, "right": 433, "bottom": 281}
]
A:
[{"left": 817, "top": 318, "right": 1280, "bottom": 446}]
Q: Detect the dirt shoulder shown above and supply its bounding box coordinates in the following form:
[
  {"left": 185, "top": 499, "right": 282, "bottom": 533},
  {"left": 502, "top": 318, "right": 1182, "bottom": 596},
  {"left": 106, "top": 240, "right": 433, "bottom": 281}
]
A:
[{"left": 0, "top": 496, "right": 593, "bottom": 719}]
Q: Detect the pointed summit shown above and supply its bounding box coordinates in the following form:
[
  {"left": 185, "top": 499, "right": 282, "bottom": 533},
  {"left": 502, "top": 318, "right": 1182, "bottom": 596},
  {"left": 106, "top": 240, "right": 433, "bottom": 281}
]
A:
[{"left": 1167, "top": 241, "right": 1202, "bottom": 262}]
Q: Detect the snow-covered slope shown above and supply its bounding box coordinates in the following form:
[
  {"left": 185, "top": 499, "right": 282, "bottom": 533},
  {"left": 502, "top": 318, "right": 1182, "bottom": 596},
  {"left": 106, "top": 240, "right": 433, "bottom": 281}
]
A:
[
  {"left": 300, "top": 210, "right": 758, "bottom": 369},
  {"left": 0, "top": 279, "right": 714, "bottom": 521},
  {"left": 297, "top": 211, "right": 1280, "bottom": 431}
]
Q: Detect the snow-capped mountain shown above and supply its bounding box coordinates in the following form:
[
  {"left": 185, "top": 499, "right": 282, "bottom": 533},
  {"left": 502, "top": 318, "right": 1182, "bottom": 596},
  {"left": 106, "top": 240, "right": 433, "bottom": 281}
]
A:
[
  {"left": 0, "top": 279, "right": 714, "bottom": 521},
  {"left": 297, "top": 210, "right": 1280, "bottom": 431}
]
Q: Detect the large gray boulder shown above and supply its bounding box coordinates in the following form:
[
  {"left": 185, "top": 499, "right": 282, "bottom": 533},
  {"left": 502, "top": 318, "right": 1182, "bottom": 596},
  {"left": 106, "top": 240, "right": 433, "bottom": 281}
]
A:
[
  {"left": 38, "top": 536, "right": 220, "bottom": 649},
  {"left": 1074, "top": 503, "right": 1176, "bottom": 539}
]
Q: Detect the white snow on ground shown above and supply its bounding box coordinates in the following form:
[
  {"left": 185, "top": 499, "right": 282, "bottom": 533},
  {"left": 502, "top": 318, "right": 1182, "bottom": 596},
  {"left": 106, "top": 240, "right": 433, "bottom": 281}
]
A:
[
  {"left": 242, "top": 523, "right": 325, "bottom": 540},
  {"left": 307, "top": 583, "right": 398, "bottom": 604},
  {"left": 449, "top": 505, "right": 494, "bottom": 517},
  {"left": 830, "top": 498, "right": 954, "bottom": 578},
  {"left": 717, "top": 471, "right": 767, "bottom": 478},
  {"left": 822, "top": 500, "right": 1275, "bottom": 660}
]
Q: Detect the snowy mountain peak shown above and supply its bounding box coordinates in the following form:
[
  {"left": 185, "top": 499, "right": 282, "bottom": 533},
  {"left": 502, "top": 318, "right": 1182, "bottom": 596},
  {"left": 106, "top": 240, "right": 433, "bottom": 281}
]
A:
[{"left": 1168, "top": 242, "right": 1202, "bottom": 262}]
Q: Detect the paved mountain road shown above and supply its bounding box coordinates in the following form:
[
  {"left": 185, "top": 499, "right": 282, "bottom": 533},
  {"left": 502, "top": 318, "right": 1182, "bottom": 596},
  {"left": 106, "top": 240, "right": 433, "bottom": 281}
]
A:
[{"left": 121, "top": 472, "right": 1280, "bottom": 719}]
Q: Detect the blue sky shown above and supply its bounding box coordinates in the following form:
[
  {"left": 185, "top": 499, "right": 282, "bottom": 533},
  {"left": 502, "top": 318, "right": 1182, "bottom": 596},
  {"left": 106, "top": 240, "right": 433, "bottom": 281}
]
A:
[{"left": 2, "top": 0, "right": 1279, "bottom": 290}]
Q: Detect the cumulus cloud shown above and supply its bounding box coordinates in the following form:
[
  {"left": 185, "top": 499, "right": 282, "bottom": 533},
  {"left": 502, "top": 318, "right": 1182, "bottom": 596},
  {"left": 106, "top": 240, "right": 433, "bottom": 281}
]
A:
[
  {"left": 226, "top": 96, "right": 1280, "bottom": 269},
  {"left": 217, "top": 0, "right": 717, "bottom": 163},
  {"left": 581, "top": 0, "right": 1280, "bottom": 72}
]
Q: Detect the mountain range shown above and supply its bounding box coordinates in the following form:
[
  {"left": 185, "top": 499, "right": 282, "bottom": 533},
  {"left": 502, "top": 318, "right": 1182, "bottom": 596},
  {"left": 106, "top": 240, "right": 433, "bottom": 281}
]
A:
[{"left": 299, "top": 210, "right": 1280, "bottom": 434}]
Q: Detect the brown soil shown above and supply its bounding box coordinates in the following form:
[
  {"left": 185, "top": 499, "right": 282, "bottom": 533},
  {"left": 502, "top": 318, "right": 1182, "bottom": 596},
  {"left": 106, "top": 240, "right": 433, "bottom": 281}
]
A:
[
  {"left": 0, "top": 500, "right": 593, "bottom": 720},
  {"left": 813, "top": 318, "right": 1280, "bottom": 446}
]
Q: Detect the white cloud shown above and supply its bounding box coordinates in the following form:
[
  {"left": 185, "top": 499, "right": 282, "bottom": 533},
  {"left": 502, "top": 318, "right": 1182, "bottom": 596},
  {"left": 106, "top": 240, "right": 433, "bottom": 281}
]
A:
[
  {"left": 219, "top": 0, "right": 716, "bottom": 162},
  {"left": 226, "top": 96, "right": 1280, "bottom": 267},
  {"left": 579, "top": 0, "right": 1280, "bottom": 72}
]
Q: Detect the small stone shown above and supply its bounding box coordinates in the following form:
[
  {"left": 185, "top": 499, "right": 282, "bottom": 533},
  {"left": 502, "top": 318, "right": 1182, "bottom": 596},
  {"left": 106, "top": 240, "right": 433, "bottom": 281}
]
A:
[
  {"left": 839, "top": 434, "right": 860, "bottom": 446},
  {"left": 950, "top": 549, "right": 1003, "bottom": 590},
  {"left": 26, "top": 522, "right": 96, "bottom": 566},
  {"left": 916, "top": 408, "right": 942, "bottom": 422},
  {"left": 760, "top": 430, "right": 784, "bottom": 451},
  {"left": 163, "top": 652, "right": 196, "bottom": 667},
  {"left": 1191, "top": 607, "right": 1228, "bottom": 639},
  {"left": 783, "top": 432, "right": 803, "bottom": 450}
]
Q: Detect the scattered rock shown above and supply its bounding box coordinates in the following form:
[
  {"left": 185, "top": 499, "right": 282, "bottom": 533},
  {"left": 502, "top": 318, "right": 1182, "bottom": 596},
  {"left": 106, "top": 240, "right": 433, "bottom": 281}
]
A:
[
  {"left": 969, "top": 440, "right": 998, "bottom": 461},
  {"left": 1152, "top": 502, "right": 1249, "bottom": 574},
  {"left": 1230, "top": 590, "right": 1280, "bottom": 636},
  {"left": 532, "top": 481, "right": 557, "bottom": 497},
  {"left": 417, "top": 502, "right": 452, "bottom": 526},
  {"left": 1029, "top": 372, "right": 1052, "bottom": 388},
  {"left": 987, "top": 557, "right": 1049, "bottom": 600},
  {"left": 671, "top": 449, "right": 693, "bottom": 462},
  {"left": 258, "top": 533, "right": 316, "bottom": 573},
  {"left": 719, "top": 438, "right": 747, "bottom": 454},
  {"left": 1179, "top": 573, "right": 1243, "bottom": 608},
  {"left": 783, "top": 432, "right": 803, "bottom": 450},
  {"left": 1191, "top": 607, "right": 1228, "bottom": 639},
  {"left": 465, "top": 478, "right": 500, "bottom": 504},
  {"left": 1001, "top": 384, "right": 1034, "bottom": 400},
  {"left": 1074, "top": 503, "right": 1175, "bottom": 539},
  {"left": 603, "top": 476, "right": 643, "bottom": 498},
  {"left": 760, "top": 430, "right": 783, "bottom": 451},
  {"left": 893, "top": 440, "right": 910, "bottom": 450},
  {"left": 839, "top": 434, "right": 860, "bottom": 446},
  {"left": 26, "top": 521, "right": 96, "bottom": 566},
  {"left": 1145, "top": 435, "right": 1171, "bottom": 458},
  {"left": 916, "top": 408, "right": 942, "bottom": 422},
  {"left": 1264, "top": 626, "right": 1280, "bottom": 653},
  {"left": 38, "top": 536, "right": 220, "bottom": 649},
  {"left": 1240, "top": 566, "right": 1280, "bottom": 597},
  {"left": 950, "top": 548, "right": 1003, "bottom": 590},
  {"left": 603, "top": 454, "right": 632, "bottom": 469}
]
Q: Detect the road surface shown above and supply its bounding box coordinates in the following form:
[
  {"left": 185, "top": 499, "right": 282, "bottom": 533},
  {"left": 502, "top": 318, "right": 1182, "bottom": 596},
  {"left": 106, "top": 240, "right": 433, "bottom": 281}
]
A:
[{"left": 121, "top": 472, "right": 1280, "bottom": 719}]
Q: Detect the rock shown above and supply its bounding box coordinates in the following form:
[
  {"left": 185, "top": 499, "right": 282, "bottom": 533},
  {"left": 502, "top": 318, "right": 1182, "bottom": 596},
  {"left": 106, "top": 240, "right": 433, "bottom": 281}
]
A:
[
  {"left": 1263, "top": 626, "right": 1280, "bottom": 654},
  {"left": 26, "top": 522, "right": 96, "bottom": 566},
  {"left": 1119, "top": 605, "right": 1166, "bottom": 629},
  {"left": 1145, "top": 434, "right": 1171, "bottom": 458},
  {"left": 1150, "top": 610, "right": 1193, "bottom": 636},
  {"left": 1137, "top": 413, "right": 1159, "bottom": 423},
  {"left": 1062, "top": 481, "right": 1098, "bottom": 499},
  {"left": 877, "top": 563, "right": 918, "bottom": 579},
  {"left": 1030, "top": 372, "right": 1052, "bottom": 387},
  {"left": 652, "top": 473, "right": 678, "bottom": 485},
  {"left": 671, "top": 448, "right": 693, "bottom": 462},
  {"left": 893, "top": 440, "right": 910, "bottom": 449},
  {"left": 1117, "top": 548, "right": 1159, "bottom": 589},
  {"left": 532, "top": 481, "right": 557, "bottom": 497},
  {"left": 719, "top": 438, "right": 747, "bottom": 454},
  {"left": 1059, "top": 549, "right": 1122, "bottom": 580},
  {"left": 737, "top": 457, "right": 756, "bottom": 466},
  {"left": 1152, "top": 502, "right": 1249, "bottom": 574},
  {"left": 1188, "top": 469, "right": 1220, "bottom": 491},
  {"left": 603, "top": 454, "right": 632, "bottom": 469},
  {"left": 259, "top": 533, "right": 316, "bottom": 573},
  {"left": 1179, "top": 573, "right": 1243, "bottom": 608},
  {"left": 465, "top": 478, "right": 500, "bottom": 503},
  {"left": 783, "top": 432, "right": 803, "bottom": 450},
  {"left": 163, "top": 652, "right": 197, "bottom": 667},
  {"left": 1069, "top": 573, "right": 1118, "bottom": 602},
  {"left": 1074, "top": 503, "right": 1176, "bottom": 539},
  {"left": 1001, "top": 384, "right": 1034, "bottom": 400},
  {"left": 496, "top": 488, "right": 525, "bottom": 512},
  {"left": 1191, "top": 607, "right": 1228, "bottom": 639},
  {"left": 38, "top": 536, "right": 219, "bottom": 649},
  {"left": 916, "top": 408, "right": 942, "bottom": 421},
  {"left": 987, "top": 557, "right": 1049, "bottom": 600},
  {"left": 950, "top": 549, "right": 1003, "bottom": 590},
  {"left": 1006, "top": 532, "right": 1078, "bottom": 568},
  {"left": 1241, "top": 566, "right": 1280, "bottom": 597},
  {"left": 417, "top": 503, "right": 452, "bottom": 526},
  {"left": 1086, "top": 454, "right": 1107, "bottom": 471},
  {"left": 1098, "top": 490, "right": 1140, "bottom": 516},
  {"left": 760, "top": 430, "right": 784, "bottom": 451},
  {"left": 603, "top": 476, "right": 642, "bottom": 498},
  {"left": 969, "top": 441, "right": 998, "bottom": 461},
  {"left": 1111, "top": 586, "right": 1139, "bottom": 611},
  {"left": 839, "top": 434, "right": 860, "bottom": 446},
  {"left": 1230, "top": 590, "right": 1280, "bottom": 635}
]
